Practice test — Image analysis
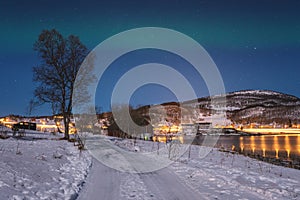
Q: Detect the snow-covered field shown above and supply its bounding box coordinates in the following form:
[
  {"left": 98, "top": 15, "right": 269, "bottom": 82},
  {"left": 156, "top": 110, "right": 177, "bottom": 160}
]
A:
[
  {"left": 111, "top": 138, "right": 300, "bottom": 199},
  {"left": 1, "top": 132, "right": 300, "bottom": 200},
  {"left": 0, "top": 131, "right": 91, "bottom": 200}
]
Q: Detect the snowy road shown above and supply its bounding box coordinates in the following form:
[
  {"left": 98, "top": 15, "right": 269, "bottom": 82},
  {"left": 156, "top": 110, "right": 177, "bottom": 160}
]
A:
[
  {"left": 77, "top": 158, "right": 122, "bottom": 200},
  {"left": 138, "top": 169, "right": 205, "bottom": 200},
  {"left": 77, "top": 136, "right": 204, "bottom": 200},
  {"left": 77, "top": 158, "right": 205, "bottom": 200},
  {"left": 77, "top": 136, "right": 300, "bottom": 200}
]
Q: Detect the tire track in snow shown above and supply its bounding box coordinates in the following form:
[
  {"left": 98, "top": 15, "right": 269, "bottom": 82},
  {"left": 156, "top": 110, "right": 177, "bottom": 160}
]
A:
[{"left": 139, "top": 168, "right": 208, "bottom": 200}]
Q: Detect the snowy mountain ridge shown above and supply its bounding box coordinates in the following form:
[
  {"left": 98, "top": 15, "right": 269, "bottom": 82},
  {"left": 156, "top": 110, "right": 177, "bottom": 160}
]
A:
[{"left": 141, "top": 89, "right": 300, "bottom": 126}]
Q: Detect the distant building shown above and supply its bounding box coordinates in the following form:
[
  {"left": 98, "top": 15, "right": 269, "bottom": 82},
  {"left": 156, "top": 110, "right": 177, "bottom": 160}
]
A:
[
  {"left": 181, "top": 123, "right": 197, "bottom": 136},
  {"left": 195, "top": 122, "right": 212, "bottom": 134}
]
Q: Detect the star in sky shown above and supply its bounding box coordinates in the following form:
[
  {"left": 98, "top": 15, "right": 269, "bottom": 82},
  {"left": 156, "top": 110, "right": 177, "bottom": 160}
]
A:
[{"left": 0, "top": 0, "right": 299, "bottom": 116}]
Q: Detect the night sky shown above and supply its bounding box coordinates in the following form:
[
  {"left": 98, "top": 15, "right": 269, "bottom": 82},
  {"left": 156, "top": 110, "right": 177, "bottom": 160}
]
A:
[{"left": 0, "top": 0, "right": 300, "bottom": 116}]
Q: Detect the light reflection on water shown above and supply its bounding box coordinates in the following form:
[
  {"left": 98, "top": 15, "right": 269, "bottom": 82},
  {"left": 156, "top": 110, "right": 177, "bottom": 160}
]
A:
[
  {"left": 192, "top": 134, "right": 300, "bottom": 161},
  {"left": 298, "top": 135, "right": 300, "bottom": 154}
]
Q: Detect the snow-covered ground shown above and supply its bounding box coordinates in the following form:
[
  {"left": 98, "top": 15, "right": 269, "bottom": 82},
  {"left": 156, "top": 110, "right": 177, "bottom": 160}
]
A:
[
  {"left": 171, "top": 149, "right": 300, "bottom": 199},
  {"left": 0, "top": 131, "right": 92, "bottom": 200},
  {"left": 1, "top": 132, "right": 300, "bottom": 200},
  {"left": 79, "top": 137, "right": 300, "bottom": 200}
]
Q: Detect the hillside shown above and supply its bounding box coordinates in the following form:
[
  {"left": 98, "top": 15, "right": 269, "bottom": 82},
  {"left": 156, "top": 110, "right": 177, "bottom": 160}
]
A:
[
  {"left": 223, "top": 90, "right": 300, "bottom": 124},
  {"left": 133, "top": 90, "right": 300, "bottom": 126},
  {"left": 3, "top": 90, "right": 299, "bottom": 132}
]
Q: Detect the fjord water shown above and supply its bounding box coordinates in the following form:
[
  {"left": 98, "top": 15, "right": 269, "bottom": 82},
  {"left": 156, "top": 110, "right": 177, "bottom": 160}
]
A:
[{"left": 192, "top": 134, "right": 300, "bottom": 161}]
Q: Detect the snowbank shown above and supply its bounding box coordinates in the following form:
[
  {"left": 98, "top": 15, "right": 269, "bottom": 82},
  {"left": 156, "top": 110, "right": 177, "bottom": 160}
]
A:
[{"left": 0, "top": 132, "right": 92, "bottom": 200}]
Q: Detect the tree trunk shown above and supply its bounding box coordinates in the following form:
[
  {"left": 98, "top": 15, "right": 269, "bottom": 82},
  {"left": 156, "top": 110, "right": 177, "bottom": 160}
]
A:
[{"left": 63, "top": 115, "right": 70, "bottom": 140}]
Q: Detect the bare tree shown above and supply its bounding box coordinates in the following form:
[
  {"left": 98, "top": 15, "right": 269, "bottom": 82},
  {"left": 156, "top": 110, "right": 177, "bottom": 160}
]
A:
[
  {"left": 109, "top": 104, "right": 150, "bottom": 139},
  {"left": 33, "top": 29, "right": 94, "bottom": 139},
  {"left": 26, "top": 99, "right": 39, "bottom": 117}
]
